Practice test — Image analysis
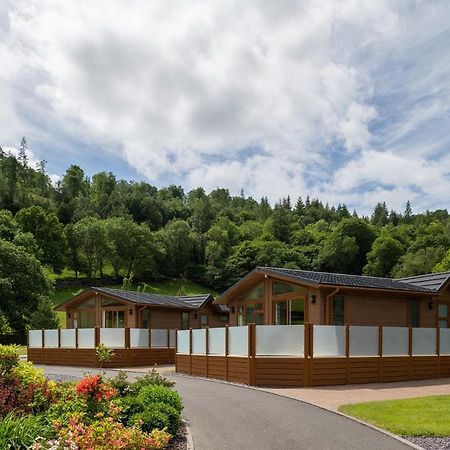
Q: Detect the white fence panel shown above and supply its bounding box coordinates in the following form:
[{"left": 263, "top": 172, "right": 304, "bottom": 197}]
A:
[
  {"left": 440, "top": 328, "right": 450, "bottom": 355},
  {"left": 192, "top": 329, "right": 206, "bottom": 354},
  {"left": 29, "top": 330, "right": 42, "bottom": 348},
  {"left": 382, "top": 327, "right": 409, "bottom": 355},
  {"left": 413, "top": 328, "right": 436, "bottom": 355},
  {"left": 100, "top": 328, "right": 125, "bottom": 348},
  {"left": 60, "top": 329, "right": 76, "bottom": 348},
  {"left": 151, "top": 329, "right": 168, "bottom": 348},
  {"left": 228, "top": 326, "right": 248, "bottom": 356},
  {"left": 177, "top": 330, "right": 190, "bottom": 354},
  {"left": 78, "top": 328, "right": 95, "bottom": 349},
  {"left": 256, "top": 325, "right": 304, "bottom": 356},
  {"left": 208, "top": 328, "right": 226, "bottom": 355},
  {"left": 169, "top": 330, "right": 176, "bottom": 348},
  {"left": 313, "top": 325, "right": 345, "bottom": 356},
  {"left": 349, "top": 326, "right": 378, "bottom": 356},
  {"left": 44, "top": 329, "right": 59, "bottom": 348},
  {"left": 130, "top": 328, "right": 149, "bottom": 348}
]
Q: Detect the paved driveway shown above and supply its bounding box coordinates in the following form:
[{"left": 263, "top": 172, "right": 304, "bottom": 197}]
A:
[
  {"left": 171, "top": 374, "right": 412, "bottom": 450},
  {"left": 37, "top": 365, "right": 412, "bottom": 450}
]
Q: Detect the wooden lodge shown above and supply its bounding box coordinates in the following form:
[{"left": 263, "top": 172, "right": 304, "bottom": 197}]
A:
[{"left": 216, "top": 267, "right": 450, "bottom": 328}]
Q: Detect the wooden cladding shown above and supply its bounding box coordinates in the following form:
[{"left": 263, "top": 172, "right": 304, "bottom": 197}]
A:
[{"left": 28, "top": 347, "right": 175, "bottom": 368}]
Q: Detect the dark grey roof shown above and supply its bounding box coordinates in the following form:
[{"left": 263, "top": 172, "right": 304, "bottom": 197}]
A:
[
  {"left": 259, "top": 267, "right": 436, "bottom": 294},
  {"left": 92, "top": 287, "right": 229, "bottom": 312},
  {"left": 93, "top": 287, "right": 196, "bottom": 309},
  {"left": 397, "top": 272, "right": 450, "bottom": 292}
]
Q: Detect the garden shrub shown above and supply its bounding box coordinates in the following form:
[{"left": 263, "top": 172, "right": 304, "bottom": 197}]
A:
[
  {"left": 12, "top": 361, "right": 49, "bottom": 387},
  {"left": 110, "top": 370, "right": 132, "bottom": 396},
  {"left": 119, "top": 395, "right": 144, "bottom": 424},
  {"left": 0, "top": 344, "right": 19, "bottom": 376},
  {"left": 0, "top": 413, "right": 53, "bottom": 449},
  {"left": 137, "top": 384, "right": 183, "bottom": 413},
  {"left": 131, "top": 408, "right": 170, "bottom": 433},
  {"left": 147, "top": 402, "right": 180, "bottom": 435},
  {"left": 131, "top": 368, "right": 175, "bottom": 392}
]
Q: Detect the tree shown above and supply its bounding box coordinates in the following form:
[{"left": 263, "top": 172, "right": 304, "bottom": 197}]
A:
[
  {"left": 18, "top": 137, "right": 28, "bottom": 167},
  {"left": 363, "top": 234, "right": 405, "bottom": 277},
  {"left": 371, "top": 202, "right": 389, "bottom": 227},
  {"left": 318, "top": 218, "right": 376, "bottom": 274},
  {"left": 29, "top": 296, "right": 59, "bottom": 329},
  {"left": 434, "top": 249, "right": 450, "bottom": 272},
  {"left": 392, "top": 247, "right": 447, "bottom": 278},
  {"left": 0, "top": 239, "right": 50, "bottom": 333},
  {"left": 269, "top": 202, "right": 292, "bottom": 243},
  {"left": 15, "top": 205, "right": 67, "bottom": 273},
  {"left": 404, "top": 201, "right": 413, "bottom": 224}
]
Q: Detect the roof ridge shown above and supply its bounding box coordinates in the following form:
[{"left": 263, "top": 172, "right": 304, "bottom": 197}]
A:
[{"left": 396, "top": 271, "right": 450, "bottom": 280}]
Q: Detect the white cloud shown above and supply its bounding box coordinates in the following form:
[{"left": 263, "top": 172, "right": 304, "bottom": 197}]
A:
[{"left": 0, "top": 0, "right": 449, "bottom": 213}]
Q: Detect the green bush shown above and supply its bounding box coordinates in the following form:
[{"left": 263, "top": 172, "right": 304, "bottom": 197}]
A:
[
  {"left": 148, "top": 402, "right": 180, "bottom": 435},
  {"left": 0, "top": 413, "right": 53, "bottom": 449},
  {"left": 131, "top": 368, "right": 174, "bottom": 392},
  {"left": 0, "top": 344, "right": 19, "bottom": 377},
  {"left": 110, "top": 370, "right": 132, "bottom": 396},
  {"left": 131, "top": 408, "right": 170, "bottom": 433},
  {"left": 119, "top": 395, "right": 144, "bottom": 425},
  {"left": 137, "top": 384, "right": 183, "bottom": 413}
]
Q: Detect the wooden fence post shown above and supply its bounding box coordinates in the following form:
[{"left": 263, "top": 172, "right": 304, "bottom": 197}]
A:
[
  {"left": 167, "top": 329, "right": 170, "bottom": 349},
  {"left": 41, "top": 329, "right": 45, "bottom": 364},
  {"left": 437, "top": 325, "right": 440, "bottom": 377},
  {"left": 174, "top": 329, "right": 178, "bottom": 372},
  {"left": 125, "top": 327, "right": 130, "bottom": 349},
  {"left": 248, "top": 323, "right": 256, "bottom": 386},
  {"left": 205, "top": 326, "right": 209, "bottom": 378},
  {"left": 189, "top": 328, "right": 193, "bottom": 375},
  {"left": 345, "top": 324, "right": 350, "bottom": 384},
  {"left": 58, "top": 328, "right": 61, "bottom": 349},
  {"left": 378, "top": 325, "right": 383, "bottom": 382},
  {"left": 225, "top": 325, "right": 229, "bottom": 382},
  {"left": 75, "top": 328, "right": 79, "bottom": 349},
  {"left": 408, "top": 326, "right": 413, "bottom": 380},
  {"left": 94, "top": 327, "right": 100, "bottom": 347}
]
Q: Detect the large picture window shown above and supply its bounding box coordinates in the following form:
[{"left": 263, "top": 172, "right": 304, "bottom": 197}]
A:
[
  {"left": 274, "top": 299, "right": 304, "bottom": 325},
  {"left": 104, "top": 310, "right": 125, "bottom": 328},
  {"left": 409, "top": 299, "right": 420, "bottom": 327}
]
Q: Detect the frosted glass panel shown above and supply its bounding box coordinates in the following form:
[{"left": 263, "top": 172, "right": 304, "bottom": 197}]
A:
[
  {"left": 208, "top": 328, "right": 225, "bottom": 355},
  {"left": 44, "top": 329, "right": 59, "bottom": 348},
  {"left": 192, "top": 329, "right": 206, "bottom": 354},
  {"left": 440, "top": 328, "right": 450, "bottom": 355},
  {"left": 29, "top": 330, "right": 42, "bottom": 348},
  {"left": 256, "top": 325, "right": 304, "bottom": 356},
  {"left": 413, "top": 328, "right": 436, "bottom": 355},
  {"left": 151, "top": 329, "right": 168, "bottom": 348},
  {"left": 313, "top": 325, "right": 345, "bottom": 356},
  {"left": 177, "top": 330, "right": 190, "bottom": 354},
  {"left": 349, "top": 326, "right": 378, "bottom": 356},
  {"left": 130, "top": 328, "right": 149, "bottom": 348},
  {"left": 100, "top": 328, "right": 125, "bottom": 348},
  {"left": 169, "top": 330, "right": 176, "bottom": 348},
  {"left": 60, "top": 329, "right": 76, "bottom": 348},
  {"left": 78, "top": 328, "right": 95, "bottom": 348},
  {"left": 382, "top": 327, "right": 408, "bottom": 355},
  {"left": 228, "top": 326, "right": 248, "bottom": 356}
]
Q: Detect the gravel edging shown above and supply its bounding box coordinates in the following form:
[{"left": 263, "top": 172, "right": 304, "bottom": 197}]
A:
[{"left": 406, "top": 436, "right": 450, "bottom": 450}]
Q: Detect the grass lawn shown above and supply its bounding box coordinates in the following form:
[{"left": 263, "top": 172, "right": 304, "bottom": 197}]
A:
[
  {"left": 50, "top": 278, "right": 215, "bottom": 328},
  {"left": 16, "top": 345, "right": 27, "bottom": 356},
  {"left": 339, "top": 396, "right": 450, "bottom": 436}
]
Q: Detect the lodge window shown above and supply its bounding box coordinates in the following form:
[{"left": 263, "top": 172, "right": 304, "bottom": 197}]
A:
[
  {"left": 409, "top": 299, "right": 420, "bottom": 327},
  {"left": 200, "top": 314, "right": 208, "bottom": 327},
  {"left": 78, "top": 310, "right": 95, "bottom": 328},
  {"left": 274, "top": 298, "right": 304, "bottom": 325},
  {"left": 272, "top": 281, "right": 305, "bottom": 296},
  {"left": 182, "top": 312, "right": 189, "bottom": 330},
  {"left": 142, "top": 309, "right": 151, "bottom": 329},
  {"left": 439, "top": 304, "right": 448, "bottom": 328},
  {"left": 219, "top": 314, "right": 228, "bottom": 322},
  {"left": 332, "top": 295, "right": 345, "bottom": 326},
  {"left": 104, "top": 310, "right": 125, "bottom": 328}
]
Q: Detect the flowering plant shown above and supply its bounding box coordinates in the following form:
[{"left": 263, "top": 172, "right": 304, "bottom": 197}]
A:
[{"left": 75, "top": 375, "right": 116, "bottom": 402}]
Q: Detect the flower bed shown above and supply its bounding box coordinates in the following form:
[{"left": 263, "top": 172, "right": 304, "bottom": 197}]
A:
[{"left": 0, "top": 344, "right": 182, "bottom": 450}]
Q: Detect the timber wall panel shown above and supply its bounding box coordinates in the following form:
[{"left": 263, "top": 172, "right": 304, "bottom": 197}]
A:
[
  {"left": 411, "top": 356, "right": 438, "bottom": 380},
  {"left": 254, "top": 357, "right": 304, "bottom": 387},
  {"left": 311, "top": 357, "right": 347, "bottom": 386},
  {"left": 191, "top": 355, "right": 207, "bottom": 376},
  {"left": 439, "top": 356, "right": 450, "bottom": 378},
  {"left": 227, "top": 357, "right": 249, "bottom": 384},
  {"left": 176, "top": 354, "right": 191, "bottom": 374},
  {"left": 207, "top": 356, "right": 227, "bottom": 380},
  {"left": 348, "top": 358, "right": 380, "bottom": 384},
  {"left": 380, "top": 357, "right": 411, "bottom": 382}
]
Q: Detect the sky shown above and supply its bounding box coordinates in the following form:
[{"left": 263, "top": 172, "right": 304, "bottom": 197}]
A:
[{"left": 1, "top": 0, "right": 450, "bottom": 215}]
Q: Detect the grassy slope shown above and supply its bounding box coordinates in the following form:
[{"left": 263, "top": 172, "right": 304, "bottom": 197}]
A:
[
  {"left": 51, "top": 278, "right": 216, "bottom": 328},
  {"left": 339, "top": 396, "right": 450, "bottom": 436}
]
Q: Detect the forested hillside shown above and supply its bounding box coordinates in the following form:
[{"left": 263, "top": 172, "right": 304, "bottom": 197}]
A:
[{"left": 1, "top": 140, "right": 450, "bottom": 333}]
